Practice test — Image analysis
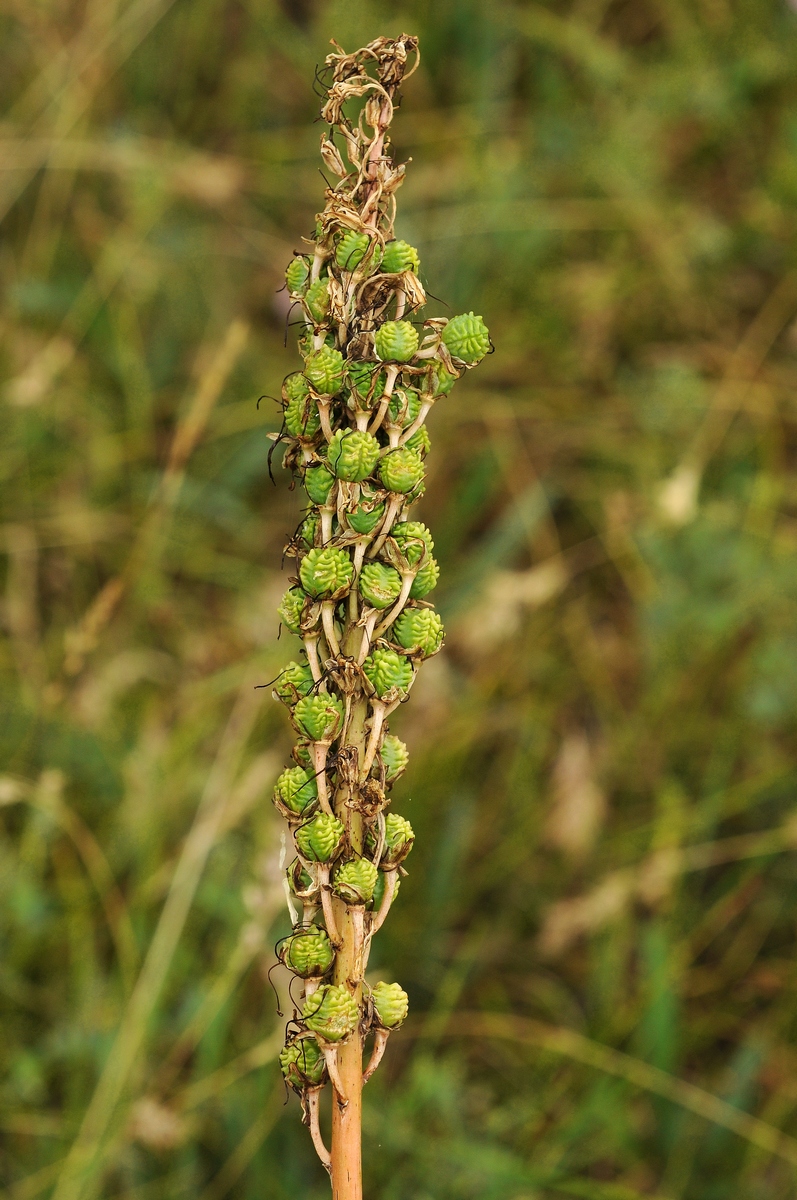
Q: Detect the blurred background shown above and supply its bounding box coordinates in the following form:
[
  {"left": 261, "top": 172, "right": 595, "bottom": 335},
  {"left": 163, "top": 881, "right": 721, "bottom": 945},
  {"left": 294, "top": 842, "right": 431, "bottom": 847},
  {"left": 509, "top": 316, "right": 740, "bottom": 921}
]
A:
[{"left": 4, "top": 1, "right": 797, "bottom": 1197}]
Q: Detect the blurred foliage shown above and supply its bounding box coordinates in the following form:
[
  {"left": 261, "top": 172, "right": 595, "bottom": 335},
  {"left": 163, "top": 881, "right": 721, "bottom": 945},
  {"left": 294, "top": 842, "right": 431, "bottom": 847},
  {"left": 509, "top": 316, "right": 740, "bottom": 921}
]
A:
[{"left": 4, "top": 0, "right": 797, "bottom": 1197}]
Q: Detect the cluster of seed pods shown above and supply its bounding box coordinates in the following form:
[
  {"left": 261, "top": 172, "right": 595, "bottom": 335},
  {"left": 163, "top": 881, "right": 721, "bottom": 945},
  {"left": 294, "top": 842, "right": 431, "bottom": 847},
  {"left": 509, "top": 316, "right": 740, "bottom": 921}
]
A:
[{"left": 270, "top": 36, "right": 490, "bottom": 1170}]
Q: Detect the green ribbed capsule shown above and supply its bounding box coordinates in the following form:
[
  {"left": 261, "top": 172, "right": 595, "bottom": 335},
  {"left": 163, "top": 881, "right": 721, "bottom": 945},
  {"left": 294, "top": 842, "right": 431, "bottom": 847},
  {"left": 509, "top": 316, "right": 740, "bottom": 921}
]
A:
[
  {"left": 335, "top": 230, "right": 371, "bottom": 271},
  {"left": 391, "top": 521, "right": 433, "bottom": 566},
  {"left": 431, "top": 361, "right": 459, "bottom": 395},
  {"left": 274, "top": 765, "right": 318, "bottom": 817},
  {"left": 300, "top": 512, "right": 319, "bottom": 548},
  {"left": 374, "top": 320, "right": 419, "bottom": 363},
  {"left": 285, "top": 392, "right": 321, "bottom": 439},
  {"left": 381, "top": 240, "right": 420, "bottom": 274},
  {"left": 300, "top": 546, "right": 353, "bottom": 599},
  {"left": 292, "top": 741, "right": 313, "bottom": 769},
  {"left": 405, "top": 425, "right": 430, "bottom": 457},
  {"left": 441, "top": 312, "right": 490, "bottom": 364},
  {"left": 371, "top": 981, "right": 409, "bottom": 1029},
  {"left": 387, "top": 389, "right": 421, "bottom": 427},
  {"left": 279, "top": 1034, "right": 327, "bottom": 1091},
  {"left": 284, "top": 372, "right": 310, "bottom": 404},
  {"left": 326, "top": 429, "right": 380, "bottom": 482},
  {"left": 285, "top": 257, "right": 310, "bottom": 295},
  {"left": 359, "top": 563, "right": 402, "bottom": 610},
  {"left": 409, "top": 556, "right": 439, "bottom": 599},
  {"left": 304, "top": 463, "right": 335, "bottom": 505},
  {"left": 379, "top": 447, "right": 425, "bottom": 494},
  {"left": 381, "top": 813, "right": 415, "bottom": 866},
  {"left": 305, "top": 277, "right": 330, "bottom": 323},
  {"left": 394, "top": 608, "right": 444, "bottom": 657},
  {"left": 295, "top": 811, "right": 345, "bottom": 863},
  {"left": 302, "top": 983, "right": 358, "bottom": 1043},
  {"left": 278, "top": 587, "right": 307, "bottom": 634},
  {"left": 273, "top": 661, "right": 315, "bottom": 703},
  {"left": 369, "top": 867, "right": 401, "bottom": 911},
  {"left": 346, "top": 498, "right": 385, "bottom": 535},
  {"left": 347, "top": 361, "right": 385, "bottom": 404},
  {"left": 363, "top": 648, "right": 413, "bottom": 698},
  {"left": 281, "top": 924, "right": 335, "bottom": 977},
  {"left": 293, "top": 693, "right": 345, "bottom": 742},
  {"left": 305, "top": 345, "right": 344, "bottom": 395},
  {"left": 380, "top": 733, "right": 409, "bottom": 781},
  {"left": 333, "top": 858, "right": 379, "bottom": 905}
]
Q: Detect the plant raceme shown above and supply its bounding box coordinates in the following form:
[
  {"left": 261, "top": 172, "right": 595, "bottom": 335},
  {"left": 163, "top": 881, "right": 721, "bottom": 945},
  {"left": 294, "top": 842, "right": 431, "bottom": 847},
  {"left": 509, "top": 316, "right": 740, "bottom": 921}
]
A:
[{"left": 269, "top": 34, "right": 489, "bottom": 1193}]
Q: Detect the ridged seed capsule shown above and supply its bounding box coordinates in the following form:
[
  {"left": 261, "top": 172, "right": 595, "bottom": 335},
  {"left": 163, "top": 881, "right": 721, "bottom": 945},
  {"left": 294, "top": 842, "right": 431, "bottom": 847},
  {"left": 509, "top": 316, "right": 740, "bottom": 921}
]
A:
[
  {"left": 300, "top": 547, "right": 354, "bottom": 599},
  {"left": 347, "top": 361, "right": 385, "bottom": 403},
  {"left": 304, "top": 345, "right": 344, "bottom": 395},
  {"left": 359, "top": 563, "right": 402, "bottom": 610},
  {"left": 409, "top": 556, "right": 439, "bottom": 599},
  {"left": 335, "top": 230, "right": 371, "bottom": 270},
  {"left": 301, "top": 983, "right": 359, "bottom": 1042},
  {"left": 441, "top": 312, "right": 491, "bottom": 364},
  {"left": 405, "top": 425, "right": 430, "bottom": 457},
  {"left": 300, "top": 513, "right": 319, "bottom": 547},
  {"left": 393, "top": 608, "right": 444, "bottom": 657},
  {"left": 391, "top": 521, "right": 433, "bottom": 565},
  {"left": 293, "top": 694, "right": 345, "bottom": 742},
  {"left": 374, "top": 320, "right": 419, "bottom": 363},
  {"left": 379, "top": 447, "right": 425, "bottom": 494},
  {"left": 327, "top": 429, "right": 380, "bottom": 482},
  {"left": 285, "top": 256, "right": 310, "bottom": 295},
  {"left": 379, "top": 812, "right": 415, "bottom": 866},
  {"left": 304, "top": 463, "right": 335, "bottom": 504},
  {"left": 363, "top": 648, "right": 414, "bottom": 698},
  {"left": 281, "top": 924, "right": 335, "bottom": 977},
  {"left": 333, "top": 858, "right": 379, "bottom": 905},
  {"left": 379, "top": 733, "right": 409, "bottom": 781},
  {"left": 273, "top": 765, "right": 319, "bottom": 817},
  {"left": 295, "top": 812, "right": 345, "bottom": 862},
  {"left": 371, "top": 981, "right": 409, "bottom": 1029},
  {"left": 279, "top": 1034, "right": 327, "bottom": 1091},
  {"left": 273, "top": 661, "right": 315, "bottom": 702},
  {"left": 369, "top": 868, "right": 401, "bottom": 911},
  {"left": 346, "top": 499, "right": 385, "bottom": 535},
  {"left": 284, "top": 372, "right": 311, "bottom": 404},
  {"left": 387, "top": 389, "right": 421, "bottom": 426},
  {"left": 380, "top": 240, "right": 420, "bottom": 274},
  {"left": 278, "top": 587, "right": 306, "bottom": 634},
  {"left": 432, "top": 361, "right": 459, "bottom": 395},
  {"left": 305, "top": 277, "right": 330, "bottom": 323},
  {"left": 285, "top": 393, "right": 321, "bottom": 439}
]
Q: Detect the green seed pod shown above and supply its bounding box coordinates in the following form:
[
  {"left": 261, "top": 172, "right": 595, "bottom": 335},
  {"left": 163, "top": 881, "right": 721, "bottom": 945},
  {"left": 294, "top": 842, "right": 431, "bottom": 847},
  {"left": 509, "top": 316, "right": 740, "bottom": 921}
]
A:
[
  {"left": 285, "top": 392, "right": 321, "bottom": 439},
  {"left": 394, "top": 607, "right": 444, "bottom": 657},
  {"left": 305, "top": 345, "right": 344, "bottom": 395},
  {"left": 432, "top": 361, "right": 459, "bottom": 395},
  {"left": 274, "top": 765, "right": 319, "bottom": 817},
  {"left": 359, "top": 563, "right": 402, "bottom": 610},
  {"left": 347, "top": 361, "right": 385, "bottom": 404},
  {"left": 288, "top": 856, "right": 317, "bottom": 897},
  {"left": 374, "top": 320, "right": 419, "bottom": 363},
  {"left": 362, "top": 648, "right": 413, "bottom": 698},
  {"left": 371, "top": 981, "right": 409, "bottom": 1029},
  {"left": 391, "top": 521, "right": 433, "bottom": 566},
  {"left": 304, "top": 463, "right": 335, "bottom": 505},
  {"left": 333, "top": 858, "right": 379, "bottom": 906},
  {"left": 300, "top": 546, "right": 354, "bottom": 599},
  {"left": 305, "top": 277, "right": 330, "bottom": 323},
  {"left": 409, "top": 555, "right": 440, "bottom": 599},
  {"left": 295, "top": 811, "right": 345, "bottom": 863},
  {"left": 278, "top": 587, "right": 307, "bottom": 634},
  {"left": 281, "top": 924, "right": 335, "bottom": 977},
  {"left": 387, "top": 389, "right": 421, "bottom": 427},
  {"left": 300, "top": 512, "right": 319, "bottom": 547},
  {"left": 299, "top": 328, "right": 336, "bottom": 356},
  {"left": 379, "top": 447, "right": 425, "bottom": 494},
  {"left": 346, "top": 499, "right": 385, "bottom": 535},
  {"left": 273, "top": 661, "right": 315, "bottom": 703},
  {"left": 381, "top": 812, "right": 415, "bottom": 866},
  {"left": 405, "top": 425, "right": 430, "bottom": 457},
  {"left": 369, "top": 867, "right": 401, "bottom": 911},
  {"left": 293, "top": 693, "right": 345, "bottom": 742},
  {"left": 441, "top": 312, "right": 490, "bottom": 364},
  {"left": 335, "top": 230, "right": 371, "bottom": 271},
  {"left": 285, "top": 256, "right": 310, "bottom": 295},
  {"left": 380, "top": 733, "right": 409, "bottom": 781},
  {"left": 292, "top": 740, "right": 314, "bottom": 768},
  {"left": 284, "top": 372, "right": 311, "bottom": 404},
  {"left": 279, "top": 1033, "right": 327, "bottom": 1091},
  {"left": 302, "top": 983, "right": 359, "bottom": 1043},
  {"left": 380, "top": 240, "right": 420, "bottom": 274},
  {"left": 327, "top": 429, "right": 380, "bottom": 482}
]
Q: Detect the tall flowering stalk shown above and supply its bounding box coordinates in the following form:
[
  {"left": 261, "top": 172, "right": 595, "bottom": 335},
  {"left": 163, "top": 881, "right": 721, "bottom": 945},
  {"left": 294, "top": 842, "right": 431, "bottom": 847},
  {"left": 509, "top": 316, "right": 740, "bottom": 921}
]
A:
[{"left": 272, "top": 35, "right": 490, "bottom": 1199}]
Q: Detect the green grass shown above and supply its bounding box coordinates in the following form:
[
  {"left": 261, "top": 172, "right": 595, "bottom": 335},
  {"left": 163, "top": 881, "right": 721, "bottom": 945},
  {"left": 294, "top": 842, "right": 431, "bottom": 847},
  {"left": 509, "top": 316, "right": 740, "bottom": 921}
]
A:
[{"left": 4, "top": 1, "right": 797, "bottom": 1197}]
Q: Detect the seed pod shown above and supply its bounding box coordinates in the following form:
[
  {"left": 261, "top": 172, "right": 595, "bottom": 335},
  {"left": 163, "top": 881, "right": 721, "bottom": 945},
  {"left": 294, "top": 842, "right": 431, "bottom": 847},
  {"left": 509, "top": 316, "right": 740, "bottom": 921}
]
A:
[
  {"left": 379, "top": 447, "right": 425, "bottom": 494},
  {"left": 346, "top": 498, "right": 385, "bottom": 535},
  {"left": 380, "top": 813, "right": 415, "bottom": 866},
  {"left": 441, "top": 312, "right": 490, "bottom": 364},
  {"left": 279, "top": 1033, "right": 327, "bottom": 1091},
  {"left": 285, "top": 392, "right": 321, "bottom": 439},
  {"left": 405, "top": 425, "right": 430, "bottom": 457},
  {"left": 394, "top": 608, "right": 444, "bottom": 657},
  {"left": 409, "top": 555, "right": 440, "bottom": 599},
  {"left": 391, "top": 521, "right": 433, "bottom": 565},
  {"left": 387, "top": 389, "right": 421, "bottom": 427},
  {"left": 304, "top": 463, "right": 335, "bottom": 505},
  {"left": 274, "top": 765, "right": 319, "bottom": 817},
  {"left": 371, "top": 981, "right": 409, "bottom": 1029},
  {"left": 431, "top": 361, "right": 459, "bottom": 395},
  {"left": 295, "top": 811, "right": 345, "bottom": 862},
  {"left": 293, "top": 693, "right": 345, "bottom": 742},
  {"left": 335, "top": 230, "right": 371, "bottom": 270},
  {"left": 281, "top": 924, "right": 335, "bottom": 977},
  {"left": 359, "top": 562, "right": 402, "bottom": 610},
  {"left": 347, "top": 361, "right": 385, "bottom": 404},
  {"left": 305, "top": 345, "right": 344, "bottom": 395},
  {"left": 292, "top": 740, "right": 314, "bottom": 768},
  {"left": 278, "top": 586, "right": 307, "bottom": 634},
  {"left": 380, "top": 733, "right": 409, "bottom": 781},
  {"left": 327, "top": 429, "right": 380, "bottom": 482},
  {"left": 285, "top": 256, "right": 310, "bottom": 295},
  {"left": 305, "top": 277, "right": 330, "bottom": 323},
  {"left": 301, "top": 983, "right": 359, "bottom": 1042},
  {"left": 374, "top": 320, "right": 419, "bottom": 363},
  {"left": 333, "top": 858, "right": 379, "bottom": 905},
  {"left": 284, "top": 372, "right": 311, "bottom": 404},
  {"left": 362, "top": 648, "right": 414, "bottom": 698},
  {"left": 288, "top": 856, "right": 318, "bottom": 898},
  {"left": 300, "top": 512, "right": 319, "bottom": 547},
  {"left": 300, "top": 546, "right": 353, "bottom": 599},
  {"left": 273, "top": 661, "right": 315, "bottom": 703},
  {"left": 380, "top": 240, "right": 420, "bottom": 274},
  {"left": 369, "top": 868, "right": 401, "bottom": 911}
]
